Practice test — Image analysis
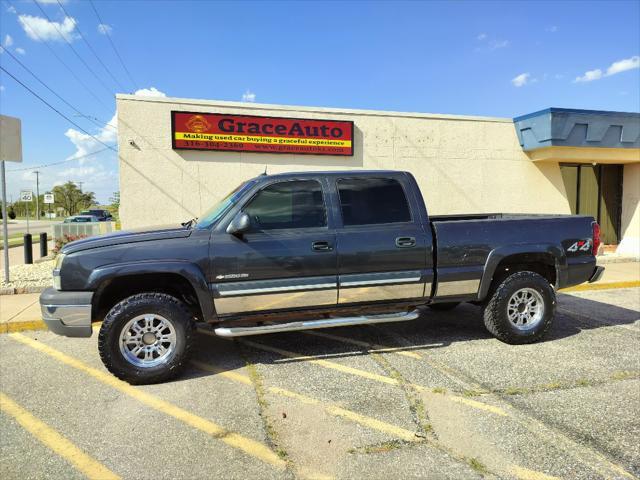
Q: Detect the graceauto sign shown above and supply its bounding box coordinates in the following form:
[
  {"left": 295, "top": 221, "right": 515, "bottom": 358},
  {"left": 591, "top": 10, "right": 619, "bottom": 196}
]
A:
[{"left": 171, "top": 111, "right": 354, "bottom": 156}]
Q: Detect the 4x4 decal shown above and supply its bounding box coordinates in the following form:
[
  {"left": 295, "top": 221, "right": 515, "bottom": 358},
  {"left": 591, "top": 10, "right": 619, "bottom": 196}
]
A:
[{"left": 567, "top": 239, "right": 591, "bottom": 252}]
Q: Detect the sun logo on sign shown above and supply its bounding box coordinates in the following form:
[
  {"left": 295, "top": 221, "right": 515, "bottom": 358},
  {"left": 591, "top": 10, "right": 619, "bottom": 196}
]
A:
[{"left": 186, "top": 115, "right": 211, "bottom": 133}]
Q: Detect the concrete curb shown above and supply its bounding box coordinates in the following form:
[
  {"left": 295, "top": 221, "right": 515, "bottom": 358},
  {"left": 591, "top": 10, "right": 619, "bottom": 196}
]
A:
[
  {"left": 0, "top": 286, "right": 47, "bottom": 296},
  {"left": 1, "top": 282, "right": 637, "bottom": 335}
]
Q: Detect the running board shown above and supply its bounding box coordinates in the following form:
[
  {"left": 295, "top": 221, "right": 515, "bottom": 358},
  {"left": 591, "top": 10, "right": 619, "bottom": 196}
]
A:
[{"left": 213, "top": 310, "right": 420, "bottom": 338}]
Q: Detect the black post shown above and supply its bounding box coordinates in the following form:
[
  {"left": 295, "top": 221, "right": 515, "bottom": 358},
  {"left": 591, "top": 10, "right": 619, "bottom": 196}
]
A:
[
  {"left": 39, "top": 232, "right": 48, "bottom": 258},
  {"left": 24, "top": 233, "right": 33, "bottom": 264}
]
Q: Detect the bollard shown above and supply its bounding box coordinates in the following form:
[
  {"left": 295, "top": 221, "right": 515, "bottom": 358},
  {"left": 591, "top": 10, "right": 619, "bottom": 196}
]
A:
[
  {"left": 40, "top": 232, "right": 48, "bottom": 258},
  {"left": 24, "top": 233, "right": 33, "bottom": 264}
]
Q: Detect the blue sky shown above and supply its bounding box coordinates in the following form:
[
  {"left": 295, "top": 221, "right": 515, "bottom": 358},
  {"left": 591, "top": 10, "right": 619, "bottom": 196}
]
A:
[{"left": 1, "top": 0, "right": 639, "bottom": 204}]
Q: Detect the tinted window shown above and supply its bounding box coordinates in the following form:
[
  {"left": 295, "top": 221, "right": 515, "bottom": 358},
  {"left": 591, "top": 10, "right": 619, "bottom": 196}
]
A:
[
  {"left": 338, "top": 178, "right": 411, "bottom": 226},
  {"left": 244, "top": 180, "right": 326, "bottom": 230}
]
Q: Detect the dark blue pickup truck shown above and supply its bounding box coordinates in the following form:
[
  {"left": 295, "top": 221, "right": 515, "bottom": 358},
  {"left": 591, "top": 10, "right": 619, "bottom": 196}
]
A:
[{"left": 40, "top": 170, "right": 603, "bottom": 384}]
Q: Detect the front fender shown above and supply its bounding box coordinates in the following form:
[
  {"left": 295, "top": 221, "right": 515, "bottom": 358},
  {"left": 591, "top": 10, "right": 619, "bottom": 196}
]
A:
[
  {"left": 478, "top": 244, "right": 566, "bottom": 301},
  {"left": 88, "top": 260, "right": 214, "bottom": 320}
]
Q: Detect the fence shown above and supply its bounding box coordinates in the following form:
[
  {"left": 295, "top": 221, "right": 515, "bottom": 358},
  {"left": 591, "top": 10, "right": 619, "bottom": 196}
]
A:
[{"left": 53, "top": 222, "right": 115, "bottom": 241}]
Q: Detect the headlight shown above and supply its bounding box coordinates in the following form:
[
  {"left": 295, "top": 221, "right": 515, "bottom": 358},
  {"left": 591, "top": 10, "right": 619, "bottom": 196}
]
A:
[{"left": 54, "top": 253, "right": 66, "bottom": 270}]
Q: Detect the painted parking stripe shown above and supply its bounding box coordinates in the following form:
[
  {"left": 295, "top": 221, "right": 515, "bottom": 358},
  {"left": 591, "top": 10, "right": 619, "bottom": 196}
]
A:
[
  {"left": 0, "top": 392, "right": 120, "bottom": 480},
  {"left": 9, "top": 333, "right": 286, "bottom": 471},
  {"left": 191, "top": 360, "right": 419, "bottom": 443},
  {"left": 302, "top": 330, "right": 423, "bottom": 359}
]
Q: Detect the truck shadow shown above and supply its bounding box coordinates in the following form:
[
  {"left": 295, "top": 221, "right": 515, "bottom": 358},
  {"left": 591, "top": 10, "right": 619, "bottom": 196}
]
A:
[{"left": 181, "top": 292, "right": 639, "bottom": 382}]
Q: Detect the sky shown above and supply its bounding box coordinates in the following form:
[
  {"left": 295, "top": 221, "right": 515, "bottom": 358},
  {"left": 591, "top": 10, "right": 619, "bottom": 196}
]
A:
[{"left": 0, "top": 0, "right": 639, "bottom": 205}]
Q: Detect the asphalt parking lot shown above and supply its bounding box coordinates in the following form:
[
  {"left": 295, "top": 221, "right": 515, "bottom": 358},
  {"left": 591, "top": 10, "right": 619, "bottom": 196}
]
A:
[{"left": 1, "top": 287, "right": 638, "bottom": 480}]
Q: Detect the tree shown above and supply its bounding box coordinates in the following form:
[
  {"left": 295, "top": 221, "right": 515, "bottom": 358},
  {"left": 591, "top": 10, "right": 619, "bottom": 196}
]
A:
[{"left": 52, "top": 181, "right": 96, "bottom": 216}]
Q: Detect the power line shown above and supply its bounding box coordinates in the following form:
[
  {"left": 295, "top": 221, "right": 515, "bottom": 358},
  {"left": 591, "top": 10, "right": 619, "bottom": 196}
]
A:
[
  {"left": 0, "top": 66, "right": 118, "bottom": 153},
  {"left": 7, "top": 148, "right": 110, "bottom": 173},
  {"left": 88, "top": 0, "right": 139, "bottom": 92},
  {"left": 55, "top": 0, "right": 127, "bottom": 92},
  {"left": 32, "top": 0, "right": 115, "bottom": 96},
  {"left": 2, "top": 47, "right": 115, "bottom": 133},
  {"left": 4, "top": 0, "right": 110, "bottom": 109}
]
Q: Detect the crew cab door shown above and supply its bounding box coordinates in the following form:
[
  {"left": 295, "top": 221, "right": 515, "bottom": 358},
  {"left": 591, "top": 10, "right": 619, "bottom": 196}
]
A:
[
  {"left": 210, "top": 178, "right": 337, "bottom": 315},
  {"left": 333, "top": 176, "right": 433, "bottom": 305}
]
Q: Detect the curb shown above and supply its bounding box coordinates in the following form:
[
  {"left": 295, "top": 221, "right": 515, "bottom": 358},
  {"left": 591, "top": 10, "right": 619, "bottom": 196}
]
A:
[
  {"left": 1, "top": 282, "right": 637, "bottom": 335},
  {"left": 0, "top": 286, "right": 48, "bottom": 296},
  {"left": 559, "top": 280, "right": 640, "bottom": 293}
]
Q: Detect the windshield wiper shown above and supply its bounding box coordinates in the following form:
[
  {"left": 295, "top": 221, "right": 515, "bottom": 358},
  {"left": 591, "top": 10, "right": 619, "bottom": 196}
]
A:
[{"left": 181, "top": 218, "right": 198, "bottom": 228}]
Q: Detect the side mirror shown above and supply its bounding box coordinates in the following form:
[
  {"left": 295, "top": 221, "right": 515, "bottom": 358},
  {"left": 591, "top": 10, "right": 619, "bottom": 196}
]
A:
[{"left": 226, "top": 212, "right": 251, "bottom": 236}]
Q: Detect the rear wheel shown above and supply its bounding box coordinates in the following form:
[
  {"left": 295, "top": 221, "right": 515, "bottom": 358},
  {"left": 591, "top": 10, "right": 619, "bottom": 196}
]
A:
[
  {"left": 483, "top": 271, "right": 555, "bottom": 344},
  {"left": 98, "top": 293, "right": 195, "bottom": 384},
  {"left": 427, "top": 302, "right": 460, "bottom": 311}
]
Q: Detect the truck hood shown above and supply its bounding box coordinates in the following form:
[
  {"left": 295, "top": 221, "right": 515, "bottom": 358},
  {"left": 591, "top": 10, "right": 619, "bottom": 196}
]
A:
[{"left": 61, "top": 224, "right": 193, "bottom": 254}]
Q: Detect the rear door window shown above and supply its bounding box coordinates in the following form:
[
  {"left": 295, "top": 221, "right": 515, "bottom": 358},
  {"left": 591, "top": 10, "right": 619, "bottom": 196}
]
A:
[{"left": 337, "top": 178, "right": 411, "bottom": 226}]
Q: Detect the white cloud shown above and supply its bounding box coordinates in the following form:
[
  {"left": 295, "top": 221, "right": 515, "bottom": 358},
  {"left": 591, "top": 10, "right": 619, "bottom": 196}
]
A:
[
  {"left": 547, "top": 25, "right": 558, "bottom": 32},
  {"left": 0, "top": 85, "right": 4, "bottom": 92},
  {"left": 477, "top": 33, "right": 487, "bottom": 41},
  {"left": 15, "top": 47, "right": 26, "bottom": 55},
  {"left": 133, "top": 87, "right": 166, "bottom": 97},
  {"left": 242, "top": 90, "right": 256, "bottom": 102},
  {"left": 3, "top": 34, "right": 13, "bottom": 47},
  {"left": 18, "top": 14, "right": 78, "bottom": 42},
  {"left": 575, "top": 56, "right": 639, "bottom": 82},
  {"left": 575, "top": 68, "right": 603, "bottom": 82},
  {"left": 606, "top": 56, "right": 640, "bottom": 76},
  {"left": 489, "top": 39, "right": 509, "bottom": 50},
  {"left": 6, "top": 5, "right": 17, "bottom": 14},
  {"left": 511, "top": 72, "right": 531, "bottom": 87},
  {"left": 97, "top": 23, "right": 112, "bottom": 35}
]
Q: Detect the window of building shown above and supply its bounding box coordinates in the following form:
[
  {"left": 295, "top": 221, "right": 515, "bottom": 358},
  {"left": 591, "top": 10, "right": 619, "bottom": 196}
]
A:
[
  {"left": 244, "top": 180, "right": 326, "bottom": 230},
  {"left": 337, "top": 178, "right": 411, "bottom": 226}
]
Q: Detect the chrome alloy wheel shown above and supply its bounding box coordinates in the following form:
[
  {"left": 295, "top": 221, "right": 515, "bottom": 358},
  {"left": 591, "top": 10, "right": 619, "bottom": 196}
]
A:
[
  {"left": 119, "top": 314, "right": 177, "bottom": 368},
  {"left": 507, "top": 288, "right": 545, "bottom": 331}
]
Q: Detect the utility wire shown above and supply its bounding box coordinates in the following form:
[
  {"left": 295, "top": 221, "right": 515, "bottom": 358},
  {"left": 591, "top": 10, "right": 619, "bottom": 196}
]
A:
[
  {"left": 2, "top": 47, "right": 115, "bottom": 133},
  {"left": 0, "top": 66, "right": 118, "bottom": 153},
  {"left": 4, "top": 0, "right": 110, "bottom": 109},
  {"left": 55, "top": 0, "right": 127, "bottom": 92},
  {"left": 88, "top": 0, "right": 139, "bottom": 92},
  {"left": 7, "top": 148, "right": 110, "bottom": 172},
  {"left": 32, "top": 0, "right": 115, "bottom": 96}
]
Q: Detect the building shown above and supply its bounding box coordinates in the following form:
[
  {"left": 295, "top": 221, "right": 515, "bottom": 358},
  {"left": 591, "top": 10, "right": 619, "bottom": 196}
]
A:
[{"left": 116, "top": 95, "right": 640, "bottom": 257}]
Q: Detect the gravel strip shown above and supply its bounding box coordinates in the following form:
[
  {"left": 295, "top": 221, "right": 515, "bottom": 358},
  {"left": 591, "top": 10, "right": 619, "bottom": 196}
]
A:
[{"left": 1, "top": 260, "right": 54, "bottom": 292}]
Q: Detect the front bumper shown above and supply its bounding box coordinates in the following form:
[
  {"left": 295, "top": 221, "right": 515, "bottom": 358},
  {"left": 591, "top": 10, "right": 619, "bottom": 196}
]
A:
[
  {"left": 39, "top": 287, "right": 93, "bottom": 338},
  {"left": 588, "top": 265, "right": 605, "bottom": 283}
]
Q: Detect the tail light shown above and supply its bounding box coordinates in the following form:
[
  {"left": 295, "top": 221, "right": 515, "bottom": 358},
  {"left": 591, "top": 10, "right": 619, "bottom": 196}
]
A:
[{"left": 592, "top": 222, "right": 601, "bottom": 256}]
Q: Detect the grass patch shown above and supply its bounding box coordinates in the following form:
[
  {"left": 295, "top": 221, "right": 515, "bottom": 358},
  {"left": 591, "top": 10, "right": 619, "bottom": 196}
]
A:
[
  {"left": 462, "top": 390, "right": 483, "bottom": 397},
  {"left": 541, "top": 382, "right": 562, "bottom": 390},
  {"left": 468, "top": 457, "right": 489, "bottom": 475},
  {"left": 576, "top": 378, "right": 591, "bottom": 387},
  {"left": 349, "top": 440, "right": 405, "bottom": 455},
  {"left": 432, "top": 387, "right": 446, "bottom": 394},
  {"left": 612, "top": 370, "right": 636, "bottom": 381},
  {"left": 503, "top": 387, "right": 527, "bottom": 395}
]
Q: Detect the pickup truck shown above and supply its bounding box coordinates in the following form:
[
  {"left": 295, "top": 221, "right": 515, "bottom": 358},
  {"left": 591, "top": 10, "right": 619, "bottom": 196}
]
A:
[{"left": 40, "top": 170, "right": 604, "bottom": 384}]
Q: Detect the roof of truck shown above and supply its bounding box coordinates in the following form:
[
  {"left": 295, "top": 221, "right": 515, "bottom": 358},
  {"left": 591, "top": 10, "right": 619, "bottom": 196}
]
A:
[{"left": 257, "top": 170, "right": 409, "bottom": 179}]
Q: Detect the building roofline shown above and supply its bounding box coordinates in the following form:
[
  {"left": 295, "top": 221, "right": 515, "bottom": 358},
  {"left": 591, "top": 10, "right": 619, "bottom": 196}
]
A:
[
  {"left": 514, "top": 107, "right": 640, "bottom": 122},
  {"left": 115, "top": 93, "right": 511, "bottom": 123}
]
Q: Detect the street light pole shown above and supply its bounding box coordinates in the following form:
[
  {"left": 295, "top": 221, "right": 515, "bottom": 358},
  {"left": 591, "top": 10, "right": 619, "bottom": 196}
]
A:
[
  {"left": 34, "top": 170, "right": 40, "bottom": 219},
  {"left": 1, "top": 160, "right": 9, "bottom": 283}
]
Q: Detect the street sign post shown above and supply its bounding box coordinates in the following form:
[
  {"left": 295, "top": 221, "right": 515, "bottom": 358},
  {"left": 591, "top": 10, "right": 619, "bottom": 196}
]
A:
[
  {"left": 1, "top": 114, "right": 23, "bottom": 283},
  {"left": 20, "top": 190, "right": 33, "bottom": 234},
  {"left": 44, "top": 193, "right": 54, "bottom": 218}
]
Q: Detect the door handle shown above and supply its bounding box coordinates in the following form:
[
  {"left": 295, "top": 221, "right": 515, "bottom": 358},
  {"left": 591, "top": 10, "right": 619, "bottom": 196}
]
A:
[
  {"left": 312, "top": 241, "right": 333, "bottom": 252},
  {"left": 395, "top": 237, "right": 416, "bottom": 248}
]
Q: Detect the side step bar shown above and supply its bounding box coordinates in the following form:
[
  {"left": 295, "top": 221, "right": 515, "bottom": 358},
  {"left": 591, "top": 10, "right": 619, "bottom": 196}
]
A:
[{"left": 214, "top": 310, "right": 420, "bottom": 338}]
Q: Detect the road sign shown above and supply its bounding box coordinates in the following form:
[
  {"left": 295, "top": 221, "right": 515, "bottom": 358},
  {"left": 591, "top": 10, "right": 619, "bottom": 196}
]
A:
[
  {"left": 20, "top": 190, "right": 33, "bottom": 202},
  {"left": 0, "top": 115, "right": 22, "bottom": 163},
  {"left": 44, "top": 193, "right": 54, "bottom": 204}
]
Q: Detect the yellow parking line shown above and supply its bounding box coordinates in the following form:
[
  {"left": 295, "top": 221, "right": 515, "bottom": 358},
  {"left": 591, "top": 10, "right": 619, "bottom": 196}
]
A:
[
  {"left": 510, "top": 466, "right": 560, "bottom": 480},
  {"left": 303, "top": 330, "right": 423, "bottom": 359},
  {"left": 9, "top": 333, "right": 286, "bottom": 470},
  {"left": 559, "top": 280, "right": 640, "bottom": 292},
  {"left": 233, "top": 337, "right": 509, "bottom": 417},
  {"left": 0, "top": 392, "right": 120, "bottom": 480},
  {"left": 191, "top": 360, "right": 418, "bottom": 443}
]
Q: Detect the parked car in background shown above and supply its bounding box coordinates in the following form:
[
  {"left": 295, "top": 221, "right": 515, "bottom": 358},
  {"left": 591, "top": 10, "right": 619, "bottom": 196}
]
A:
[
  {"left": 63, "top": 215, "right": 100, "bottom": 223},
  {"left": 80, "top": 209, "right": 113, "bottom": 221}
]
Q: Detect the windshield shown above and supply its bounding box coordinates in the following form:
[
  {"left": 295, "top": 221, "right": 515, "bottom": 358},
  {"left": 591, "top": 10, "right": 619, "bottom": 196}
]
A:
[{"left": 196, "top": 180, "right": 255, "bottom": 229}]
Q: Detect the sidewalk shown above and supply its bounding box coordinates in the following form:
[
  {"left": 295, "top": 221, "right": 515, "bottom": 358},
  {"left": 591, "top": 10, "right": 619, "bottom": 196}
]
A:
[{"left": 1, "top": 263, "right": 638, "bottom": 333}]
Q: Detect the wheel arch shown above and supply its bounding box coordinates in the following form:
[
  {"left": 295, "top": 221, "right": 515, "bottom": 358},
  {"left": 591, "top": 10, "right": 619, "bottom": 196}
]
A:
[
  {"left": 478, "top": 244, "right": 566, "bottom": 301},
  {"left": 89, "top": 261, "right": 214, "bottom": 322}
]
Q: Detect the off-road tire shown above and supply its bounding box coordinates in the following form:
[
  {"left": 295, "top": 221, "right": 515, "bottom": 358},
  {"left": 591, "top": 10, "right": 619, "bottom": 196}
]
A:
[
  {"left": 483, "top": 271, "right": 555, "bottom": 344},
  {"left": 428, "top": 302, "right": 460, "bottom": 311},
  {"left": 98, "top": 293, "right": 195, "bottom": 384}
]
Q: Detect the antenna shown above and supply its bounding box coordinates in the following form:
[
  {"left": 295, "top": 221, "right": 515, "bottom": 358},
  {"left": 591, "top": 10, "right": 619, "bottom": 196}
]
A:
[{"left": 262, "top": 165, "right": 268, "bottom": 176}]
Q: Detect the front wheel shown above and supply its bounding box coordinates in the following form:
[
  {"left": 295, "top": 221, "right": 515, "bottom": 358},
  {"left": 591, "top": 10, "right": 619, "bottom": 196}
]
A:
[
  {"left": 98, "top": 293, "right": 195, "bottom": 384},
  {"left": 483, "top": 271, "right": 555, "bottom": 344}
]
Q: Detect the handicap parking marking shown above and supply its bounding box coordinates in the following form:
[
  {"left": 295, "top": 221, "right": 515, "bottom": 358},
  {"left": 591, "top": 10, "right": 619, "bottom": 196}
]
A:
[
  {"left": 8, "top": 333, "right": 287, "bottom": 471},
  {"left": 0, "top": 392, "right": 121, "bottom": 480}
]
